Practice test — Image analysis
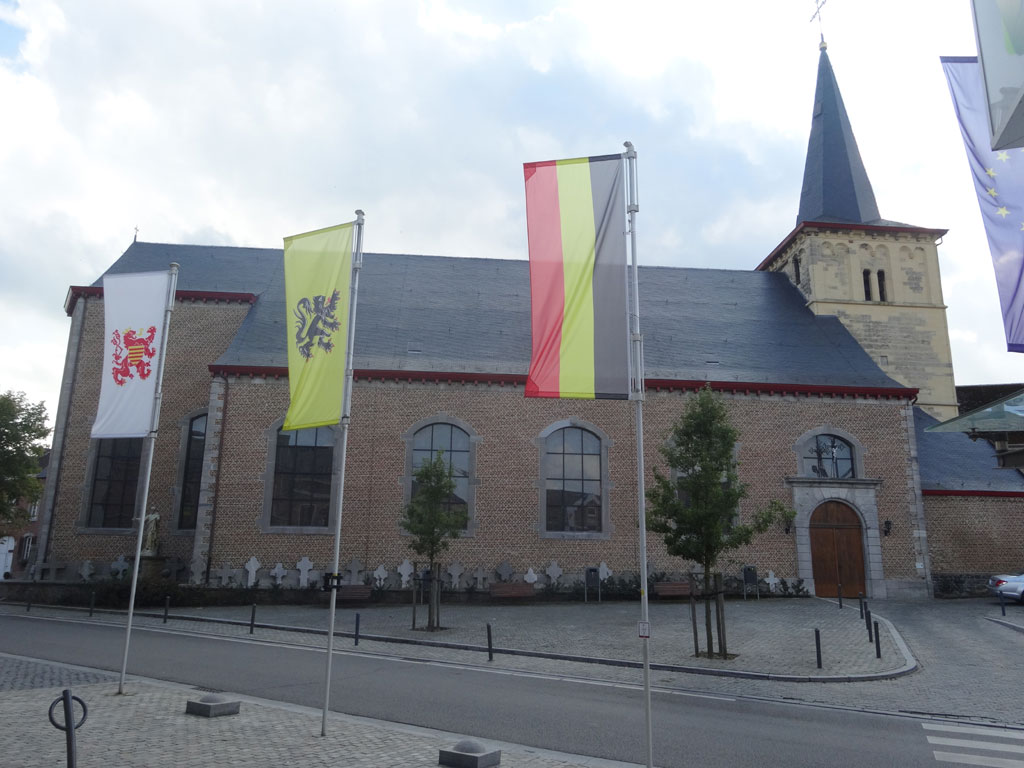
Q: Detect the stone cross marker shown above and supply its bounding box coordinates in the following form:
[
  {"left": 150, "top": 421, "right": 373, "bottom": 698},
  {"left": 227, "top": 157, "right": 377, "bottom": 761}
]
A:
[
  {"left": 496, "top": 561, "right": 515, "bottom": 583},
  {"left": 110, "top": 555, "right": 129, "bottom": 580},
  {"left": 545, "top": 561, "right": 563, "bottom": 585},
  {"left": 373, "top": 564, "right": 389, "bottom": 588},
  {"left": 397, "top": 558, "right": 414, "bottom": 588},
  {"left": 599, "top": 562, "right": 612, "bottom": 581},
  {"left": 473, "top": 566, "right": 487, "bottom": 590},
  {"left": 244, "top": 557, "right": 261, "bottom": 588},
  {"left": 269, "top": 563, "right": 288, "bottom": 586},
  {"left": 296, "top": 557, "right": 315, "bottom": 588},
  {"left": 212, "top": 562, "right": 235, "bottom": 587},
  {"left": 524, "top": 567, "right": 538, "bottom": 584},
  {"left": 78, "top": 560, "right": 94, "bottom": 582},
  {"left": 190, "top": 553, "right": 207, "bottom": 585},
  {"left": 765, "top": 570, "right": 780, "bottom": 593},
  {"left": 345, "top": 558, "right": 364, "bottom": 585},
  {"left": 447, "top": 561, "right": 465, "bottom": 589}
]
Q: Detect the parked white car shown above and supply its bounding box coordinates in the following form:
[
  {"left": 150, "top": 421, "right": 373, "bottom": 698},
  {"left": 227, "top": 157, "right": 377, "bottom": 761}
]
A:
[{"left": 988, "top": 572, "right": 1024, "bottom": 602}]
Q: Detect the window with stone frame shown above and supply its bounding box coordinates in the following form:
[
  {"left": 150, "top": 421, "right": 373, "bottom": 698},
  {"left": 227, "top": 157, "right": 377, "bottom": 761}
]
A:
[
  {"left": 544, "top": 426, "right": 603, "bottom": 533},
  {"left": 270, "top": 426, "right": 334, "bottom": 528},
  {"left": 410, "top": 422, "right": 471, "bottom": 529},
  {"left": 177, "top": 413, "right": 207, "bottom": 530},
  {"left": 802, "top": 434, "right": 855, "bottom": 479},
  {"left": 87, "top": 438, "right": 143, "bottom": 528}
]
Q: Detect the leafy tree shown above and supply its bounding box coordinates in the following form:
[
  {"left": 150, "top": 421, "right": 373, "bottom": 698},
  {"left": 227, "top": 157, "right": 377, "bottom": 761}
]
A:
[
  {"left": 400, "top": 450, "right": 466, "bottom": 630},
  {"left": 647, "top": 385, "right": 792, "bottom": 658},
  {"left": 0, "top": 391, "right": 50, "bottom": 538}
]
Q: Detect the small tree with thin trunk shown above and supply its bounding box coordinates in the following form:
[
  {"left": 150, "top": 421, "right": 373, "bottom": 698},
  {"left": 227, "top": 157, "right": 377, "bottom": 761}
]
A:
[
  {"left": 646, "top": 385, "right": 792, "bottom": 658},
  {"left": 400, "top": 450, "right": 466, "bottom": 630},
  {"left": 0, "top": 391, "right": 49, "bottom": 539}
]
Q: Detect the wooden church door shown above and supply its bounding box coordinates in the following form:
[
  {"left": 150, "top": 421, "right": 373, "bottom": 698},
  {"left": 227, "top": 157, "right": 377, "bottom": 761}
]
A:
[{"left": 809, "top": 501, "right": 865, "bottom": 598}]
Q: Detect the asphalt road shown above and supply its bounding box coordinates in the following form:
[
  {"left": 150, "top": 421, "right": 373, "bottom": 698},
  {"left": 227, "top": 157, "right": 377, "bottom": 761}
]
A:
[{"left": 0, "top": 613, "right": 990, "bottom": 767}]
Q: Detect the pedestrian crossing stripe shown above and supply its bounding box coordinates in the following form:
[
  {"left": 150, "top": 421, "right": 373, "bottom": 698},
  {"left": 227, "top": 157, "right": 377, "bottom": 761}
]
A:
[{"left": 924, "top": 722, "right": 1024, "bottom": 767}]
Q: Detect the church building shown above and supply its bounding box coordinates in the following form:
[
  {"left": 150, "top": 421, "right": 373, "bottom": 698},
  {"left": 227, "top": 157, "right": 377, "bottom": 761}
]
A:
[{"left": 32, "top": 43, "right": 1024, "bottom": 599}]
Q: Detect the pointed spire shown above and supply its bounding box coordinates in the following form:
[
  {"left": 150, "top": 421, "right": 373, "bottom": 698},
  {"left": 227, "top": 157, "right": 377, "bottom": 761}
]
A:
[{"left": 796, "top": 44, "right": 881, "bottom": 227}]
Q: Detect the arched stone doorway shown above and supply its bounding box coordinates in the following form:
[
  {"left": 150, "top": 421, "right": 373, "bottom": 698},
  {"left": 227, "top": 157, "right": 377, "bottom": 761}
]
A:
[{"left": 809, "top": 501, "right": 865, "bottom": 598}]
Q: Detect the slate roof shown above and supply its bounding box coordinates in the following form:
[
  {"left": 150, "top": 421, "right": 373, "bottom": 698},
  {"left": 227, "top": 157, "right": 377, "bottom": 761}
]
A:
[
  {"left": 914, "top": 408, "right": 1024, "bottom": 492},
  {"left": 796, "top": 44, "right": 908, "bottom": 229},
  {"left": 94, "top": 241, "right": 904, "bottom": 390}
]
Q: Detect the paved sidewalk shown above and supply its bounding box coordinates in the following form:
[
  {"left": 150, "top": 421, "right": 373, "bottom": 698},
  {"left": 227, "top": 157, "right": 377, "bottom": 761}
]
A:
[
  {"left": 0, "top": 655, "right": 624, "bottom": 768},
  {"left": 0, "top": 596, "right": 913, "bottom": 681}
]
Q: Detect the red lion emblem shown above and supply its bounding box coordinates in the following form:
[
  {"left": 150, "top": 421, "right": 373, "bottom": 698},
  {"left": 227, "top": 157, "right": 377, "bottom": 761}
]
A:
[{"left": 111, "top": 326, "right": 157, "bottom": 386}]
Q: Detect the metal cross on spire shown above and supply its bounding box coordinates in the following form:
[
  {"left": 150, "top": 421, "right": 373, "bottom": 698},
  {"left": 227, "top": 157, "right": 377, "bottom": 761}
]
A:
[{"left": 810, "top": 0, "right": 828, "bottom": 43}]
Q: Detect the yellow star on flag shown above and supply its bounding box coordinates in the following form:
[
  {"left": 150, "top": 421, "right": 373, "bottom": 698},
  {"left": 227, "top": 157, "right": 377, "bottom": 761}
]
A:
[
  {"left": 996, "top": 206, "right": 1010, "bottom": 217},
  {"left": 987, "top": 168, "right": 997, "bottom": 177},
  {"left": 998, "top": 151, "right": 1011, "bottom": 162},
  {"left": 988, "top": 187, "right": 999, "bottom": 197}
]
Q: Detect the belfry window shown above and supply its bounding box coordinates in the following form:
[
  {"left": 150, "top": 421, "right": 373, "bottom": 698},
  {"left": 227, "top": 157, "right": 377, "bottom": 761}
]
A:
[
  {"left": 793, "top": 256, "right": 801, "bottom": 285},
  {"left": 862, "top": 269, "right": 872, "bottom": 301},
  {"left": 877, "top": 270, "right": 887, "bottom": 302}
]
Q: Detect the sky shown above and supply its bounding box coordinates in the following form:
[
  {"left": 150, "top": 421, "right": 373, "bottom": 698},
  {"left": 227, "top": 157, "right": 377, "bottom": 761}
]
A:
[{"left": 0, "top": 0, "right": 1018, "bottom": 429}]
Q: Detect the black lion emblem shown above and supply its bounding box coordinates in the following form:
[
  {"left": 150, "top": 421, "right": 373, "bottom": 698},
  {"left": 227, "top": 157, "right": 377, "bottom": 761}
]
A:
[{"left": 293, "top": 290, "right": 342, "bottom": 359}]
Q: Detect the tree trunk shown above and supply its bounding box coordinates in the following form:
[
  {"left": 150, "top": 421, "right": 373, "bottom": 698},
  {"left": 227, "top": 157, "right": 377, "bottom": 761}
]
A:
[
  {"left": 703, "top": 569, "right": 713, "bottom": 657},
  {"left": 427, "top": 560, "right": 436, "bottom": 630},
  {"left": 716, "top": 572, "right": 727, "bottom": 658},
  {"left": 431, "top": 562, "right": 442, "bottom": 630}
]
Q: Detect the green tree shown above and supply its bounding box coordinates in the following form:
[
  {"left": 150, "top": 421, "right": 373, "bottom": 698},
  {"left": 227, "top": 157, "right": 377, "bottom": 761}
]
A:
[
  {"left": 400, "top": 450, "right": 466, "bottom": 630},
  {"left": 646, "top": 385, "right": 792, "bottom": 658},
  {"left": 0, "top": 391, "right": 50, "bottom": 538}
]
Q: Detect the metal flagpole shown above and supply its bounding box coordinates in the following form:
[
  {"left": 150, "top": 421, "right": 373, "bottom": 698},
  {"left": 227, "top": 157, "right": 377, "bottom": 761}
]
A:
[
  {"left": 321, "top": 210, "right": 365, "bottom": 737},
  {"left": 624, "top": 142, "right": 654, "bottom": 768},
  {"left": 118, "top": 262, "right": 179, "bottom": 695}
]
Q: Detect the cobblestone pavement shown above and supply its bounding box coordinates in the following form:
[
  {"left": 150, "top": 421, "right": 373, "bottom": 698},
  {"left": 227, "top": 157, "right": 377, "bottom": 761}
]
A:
[{"left": 0, "top": 668, "right": 626, "bottom": 768}]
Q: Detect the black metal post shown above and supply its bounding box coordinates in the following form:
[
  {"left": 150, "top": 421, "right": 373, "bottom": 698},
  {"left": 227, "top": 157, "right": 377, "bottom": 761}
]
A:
[
  {"left": 858, "top": 592, "right": 864, "bottom": 619},
  {"left": 26, "top": 599, "right": 31, "bottom": 612},
  {"left": 837, "top": 584, "right": 842, "bottom": 609},
  {"left": 249, "top": 603, "right": 256, "bottom": 635},
  {"left": 486, "top": 623, "right": 493, "bottom": 662},
  {"left": 814, "top": 628, "right": 822, "bottom": 669},
  {"left": 866, "top": 609, "right": 873, "bottom": 642},
  {"left": 1000, "top": 591, "right": 1006, "bottom": 617},
  {"left": 354, "top": 612, "right": 360, "bottom": 646},
  {"left": 874, "top": 621, "right": 881, "bottom": 658},
  {"left": 62, "top": 689, "right": 78, "bottom": 768},
  {"left": 163, "top": 595, "right": 170, "bottom": 624},
  {"left": 89, "top": 592, "right": 95, "bottom": 618},
  {"left": 864, "top": 603, "right": 870, "bottom": 631}
]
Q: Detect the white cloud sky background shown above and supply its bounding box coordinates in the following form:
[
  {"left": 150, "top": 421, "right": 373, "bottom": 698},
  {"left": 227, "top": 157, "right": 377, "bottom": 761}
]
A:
[{"left": 0, "top": 0, "right": 1018, "bottom": 429}]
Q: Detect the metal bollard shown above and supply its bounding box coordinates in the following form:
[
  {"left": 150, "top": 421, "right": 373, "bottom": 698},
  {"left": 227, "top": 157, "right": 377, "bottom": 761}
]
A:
[
  {"left": 1000, "top": 591, "right": 1006, "bottom": 617},
  {"left": 858, "top": 592, "right": 864, "bottom": 619},
  {"left": 89, "top": 592, "right": 95, "bottom": 618},
  {"left": 249, "top": 604, "right": 256, "bottom": 635},
  {"left": 814, "top": 628, "right": 822, "bottom": 669},
  {"left": 866, "top": 609, "right": 873, "bottom": 643},
  {"left": 354, "top": 613, "right": 360, "bottom": 646},
  {"left": 163, "top": 595, "right": 170, "bottom": 624},
  {"left": 48, "top": 688, "right": 87, "bottom": 768},
  {"left": 863, "top": 603, "right": 871, "bottom": 631},
  {"left": 874, "top": 621, "right": 881, "bottom": 659},
  {"left": 26, "top": 600, "right": 31, "bottom": 612},
  {"left": 837, "top": 585, "right": 842, "bottom": 609},
  {"left": 486, "top": 623, "right": 493, "bottom": 662}
]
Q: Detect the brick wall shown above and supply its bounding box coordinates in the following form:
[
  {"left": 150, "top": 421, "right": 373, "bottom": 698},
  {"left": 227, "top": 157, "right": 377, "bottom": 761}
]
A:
[{"left": 925, "top": 495, "right": 1024, "bottom": 575}]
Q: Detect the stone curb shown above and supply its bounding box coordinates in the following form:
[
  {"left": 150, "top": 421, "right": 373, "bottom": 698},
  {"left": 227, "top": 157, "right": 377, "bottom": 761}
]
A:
[{"left": 985, "top": 615, "right": 1024, "bottom": 635}]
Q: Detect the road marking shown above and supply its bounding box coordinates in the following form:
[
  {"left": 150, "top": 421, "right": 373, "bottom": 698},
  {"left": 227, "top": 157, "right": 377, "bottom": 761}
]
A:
[
  {"left": 933, "top": 753, "right": 1024, "bottom": 767},
  {"left": 925, "top": 724, "right": 1024, "bottom": 740},
  {"left": 928, "top": 737, "right": 1024, "bottom": 754}
]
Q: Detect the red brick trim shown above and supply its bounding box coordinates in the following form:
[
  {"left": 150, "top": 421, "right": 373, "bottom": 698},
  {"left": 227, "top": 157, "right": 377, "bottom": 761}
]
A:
[
  {"left": 922, "top": 489, "right": 1024, "bottom": 498},
  {"left": 208, "top": 366, "right": 915, "bottom": 400},
  {"left": 756, "top": 221, "right": 948, "bottom": 271},
  {"left": 65, "top": 286, "right": 257, "bottom": 315}
]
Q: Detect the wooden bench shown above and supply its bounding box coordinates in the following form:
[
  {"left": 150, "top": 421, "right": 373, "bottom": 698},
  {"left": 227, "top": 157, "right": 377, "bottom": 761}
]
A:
[
  {"left": 652, "top": 581, "right": 692, "bottom": 599},
  {"left": 337, "top": 584, "right": 373, "bottom": 602},
  {"left": 489, "top": 582, "right": 534, "bottom": 599}
]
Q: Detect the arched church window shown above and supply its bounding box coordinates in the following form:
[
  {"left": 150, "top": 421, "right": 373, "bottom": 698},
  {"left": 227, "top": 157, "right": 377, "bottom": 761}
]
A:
[
  {"left": 177, "top": 413, "right": 207, "bottom": 530},
  {"left": 877, "top": 270, "right": 887, "bottom": 302},
  {"left": 87, "top": 438, "right": 142, "bottom": 528},
  {"left": 862, "top": 269, "right": 872, "bottom": 301},
  {"left": 793, "top": 256, "right": 801, "bottom": 285},
  {"left": 410, "top": 422, "right": 471, "bottom": 528},
  {"left": 803, "top": 434, "right": 855, "bottom": 479},
  {"left": 270, "top": 426, "right": 334, "bottom": 528},
  {"left": 543, "top": 426, "right": 603, "bottom": 533}
]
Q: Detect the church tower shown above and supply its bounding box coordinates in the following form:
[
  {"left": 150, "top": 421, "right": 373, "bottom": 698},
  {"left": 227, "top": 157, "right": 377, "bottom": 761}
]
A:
[{"left": 757, "top": 41, "right": 958, "bottom": 420}]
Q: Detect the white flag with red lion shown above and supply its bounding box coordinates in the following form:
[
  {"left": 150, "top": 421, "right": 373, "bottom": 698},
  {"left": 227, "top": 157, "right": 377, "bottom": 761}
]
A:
[{"left": 91, "top": 270, "right": 174, "bottom": 439}]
